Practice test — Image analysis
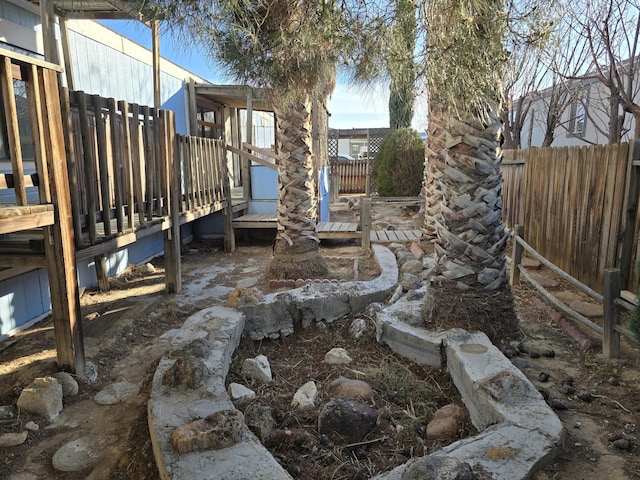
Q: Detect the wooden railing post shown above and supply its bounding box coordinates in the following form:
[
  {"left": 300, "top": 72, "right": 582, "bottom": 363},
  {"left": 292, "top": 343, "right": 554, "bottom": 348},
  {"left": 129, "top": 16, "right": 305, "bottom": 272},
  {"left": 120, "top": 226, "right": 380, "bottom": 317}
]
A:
[
  {"left": 603, "top": 268, "right": 621, "bottom": 359},
  {"left": 510, "top": 224, "right": 524, "bottom": 286},
  {"left": 164, "top": 110, "right": 182, "bottom": 293},
  {"left": 360, "top": 197, "right": 371, "bottom": 249}
]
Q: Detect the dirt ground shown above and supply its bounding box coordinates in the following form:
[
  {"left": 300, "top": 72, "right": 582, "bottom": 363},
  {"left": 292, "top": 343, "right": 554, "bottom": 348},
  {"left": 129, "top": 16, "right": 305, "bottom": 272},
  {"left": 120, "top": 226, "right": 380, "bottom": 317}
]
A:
[{"left": 0, "top": 199, "right": 639, "bottom": 479}]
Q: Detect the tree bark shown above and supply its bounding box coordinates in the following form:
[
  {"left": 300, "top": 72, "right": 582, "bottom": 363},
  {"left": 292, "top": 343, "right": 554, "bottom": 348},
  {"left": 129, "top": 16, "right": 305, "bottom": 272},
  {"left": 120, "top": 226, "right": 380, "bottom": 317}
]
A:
[{"left": 267, "top": 95, "right": 328, "bottom": 279}]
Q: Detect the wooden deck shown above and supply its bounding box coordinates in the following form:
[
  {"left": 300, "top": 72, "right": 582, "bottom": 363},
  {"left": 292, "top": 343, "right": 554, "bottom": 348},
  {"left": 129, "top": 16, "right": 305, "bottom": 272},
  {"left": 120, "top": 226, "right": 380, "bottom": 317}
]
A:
[{"left": 231, "top": 214, "right": 421, "bottom": 243}]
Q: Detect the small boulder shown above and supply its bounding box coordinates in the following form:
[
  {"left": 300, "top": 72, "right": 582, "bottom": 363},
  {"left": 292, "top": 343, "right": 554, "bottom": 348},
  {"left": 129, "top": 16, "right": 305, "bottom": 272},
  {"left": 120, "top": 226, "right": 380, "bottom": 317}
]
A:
[
  {"left": 327, "top": 377, "right": 373, "bottom": 401},
  {"left": 324, "top": 348, "right": 352, "bottom": 365},
  {"left": 400, "top": 272, "right": 422, "bottom": 291},
  {"left": 53, "top": 372, "right": 79, "bottom": 397},
  {"left": 228, "top": 383, "right": 256, "bottom": 402},
  {"left": 17, "top": 377, "right": 63, "bottom": 422},
  {"left": 349, "top": 318, "right": 368, "bottom": 339},
  {"left": 245, "top": 404, "right": 275, "bottom": 443},
  {"left": 242, "top": 355, "right": 272, "bottom": 384},
  {"left": 0, "top": 431, "right": 28, "bottom": 447},
  {"left": 426, "top": 404, "right": 466, "bottom": 440},
  {"left": 171, "top": 410, "right": 243, "bottom": 454},
  {"left": 292, "top": 381, "right": 318, "bottom": 409},
  {"left": 402, "top": 456, "right": 476, "bottom": 480},
  {"left": 400, "top": 259, "right": 424, "bottom": 275},
  {"left": 396, "top": 252, "right": 416, "bottom": 267},
  {"left": 318, "top": 398, "right": 378, "bottom": 442}
]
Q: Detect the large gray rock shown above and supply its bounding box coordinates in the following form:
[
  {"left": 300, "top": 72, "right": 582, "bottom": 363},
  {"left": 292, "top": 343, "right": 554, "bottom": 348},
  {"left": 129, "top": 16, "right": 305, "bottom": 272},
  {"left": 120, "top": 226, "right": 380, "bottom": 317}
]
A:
[
  {"left": 324, "top": 348, "right": 352, "bottom": 365},
  {"left": 17, "top": 377, "right": 63, "bottom": 422},
  {"left": 53, "top": 372, "right": 79, "bottom": 397},
  {"left": 318, "top": 398, "right": 378, "bottom": 442},
  {"left": 402, "top": 456, "right": 477, "bottom": 480},
  {"left": 400, "top": 259, "right": 424, "bottom": 275}
]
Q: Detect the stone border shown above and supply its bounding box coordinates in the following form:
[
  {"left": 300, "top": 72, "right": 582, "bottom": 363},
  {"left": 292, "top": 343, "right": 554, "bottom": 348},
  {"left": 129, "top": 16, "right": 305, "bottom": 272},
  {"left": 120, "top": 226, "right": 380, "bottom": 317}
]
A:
[{"left": 148, "top": 246, "right": 564, "bottom": 480}]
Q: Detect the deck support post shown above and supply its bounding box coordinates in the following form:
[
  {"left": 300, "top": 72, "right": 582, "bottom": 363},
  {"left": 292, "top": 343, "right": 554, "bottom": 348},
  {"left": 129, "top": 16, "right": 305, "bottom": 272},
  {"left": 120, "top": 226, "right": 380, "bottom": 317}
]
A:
[
  {"left": 163, "top": 111, "right": 182, "bottom": 293},
  {"left": 42, "top": 68, "right": 85, "bottom": 375},
  {"left": 603, "top": 268, "right": 621, "bottom": 359},
  {"left": 94, "top": 254, "right": 110, "bottom": 292},
  {"left": 360, "top": 197, "right": 371, "bottom": 249}
]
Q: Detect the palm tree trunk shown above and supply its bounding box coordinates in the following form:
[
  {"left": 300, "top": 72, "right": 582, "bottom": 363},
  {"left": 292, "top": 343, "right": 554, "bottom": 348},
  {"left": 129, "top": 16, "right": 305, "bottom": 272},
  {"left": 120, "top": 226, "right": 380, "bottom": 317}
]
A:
[
  {"left": 267, "top": 95, "right": 328, "bottom": 279},
  {"left": 424, "top": 106, "right": 517, "bottom": 340}
]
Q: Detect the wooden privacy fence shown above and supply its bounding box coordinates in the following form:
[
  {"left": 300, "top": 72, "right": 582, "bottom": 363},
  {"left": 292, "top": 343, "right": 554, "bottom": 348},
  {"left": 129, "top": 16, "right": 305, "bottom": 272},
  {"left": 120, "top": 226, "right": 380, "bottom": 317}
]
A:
[
  {"left": 330, "top": 160, "right": 371, "bottom": 194},
  {"left": 501, "top": 141, "right": 640, "bottom": 294}
]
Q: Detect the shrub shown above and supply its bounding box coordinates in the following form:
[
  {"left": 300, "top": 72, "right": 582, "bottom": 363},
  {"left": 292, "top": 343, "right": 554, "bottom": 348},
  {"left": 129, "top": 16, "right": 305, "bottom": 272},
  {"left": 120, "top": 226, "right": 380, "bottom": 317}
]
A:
[{"left": 371, "top": 128, "right": 424, "bottom": 197}]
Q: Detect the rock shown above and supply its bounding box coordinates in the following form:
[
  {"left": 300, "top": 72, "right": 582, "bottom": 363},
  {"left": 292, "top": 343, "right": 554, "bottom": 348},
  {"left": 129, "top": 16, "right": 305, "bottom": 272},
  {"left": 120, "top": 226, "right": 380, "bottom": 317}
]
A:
[
  {"left": 171, "top": 410, "right": 243, "bottom": 454},
  {"left": 237, "top": 277, "right": 259, "bottom": 288},
  {"left": 511, "top": 359, "right": 531, "bottom": 370},
  {"left": 141, "top": 262, "right": 156, "bottom": 274},
  {"left": 228, "top": 383, "right": 256, "bottom": 402},
  {"left": 549, "top": 399, "right": 568, "bottom": 410},
  {"left": 0, "top": 431, "right": 28, "bottom": 447},
  {"left": 327, "top": 377, "right": 373, "bottom": 401},
  {"left": 244, "top": 404, "right": 275, "bottom": 443},
  {"left": 405, "top": 289, "right": 425, "bottom": 301},
  {"left": 24, "top": 421, "right": 39, "bottom": 431},
  {"left": 400, "top": 272, "right": 422, "bottom": 291},
  {"left": 402, "top": 456, "right": 476, "bottom": 480},
  {"left": 410, "top": 242, "right": 424, "bottom": 261},
  {"left": 242, "top": 355, "right": 272, "bottom": 384},
  {"left": 363, "top": 302, "right": 386, "bottom": 317},
  {"left": 400, "top": 259, "right": 424, "bottom": 275},
  {"left": 538, "top": 372, "right": 550, "bottom": 382},
  {"left": 388, "top": 285, "right": 405, "bottom": 305},
  {"left": 426, "top": 404, "right": 466, "bottom": 441},
  {"left": 292, "top": 381, "right": 318, "bottom": 409},
  {"left": 577, "top": 391, "right": 593, "bottom": 402},
  {"left": 612, "top": 438, "right": 631, "bottom": 450},
  {"left": 80, "top": 360, "right": 99, "bottom": 384},
  {"left": 318, "top": 398, "right": 377, "bottom": 442},
  {"left": 422, "top": 255, "right": 436, "bottom": 270},
  {"left": 17, "top": 377, "right": 63, "bottom": 422},
  {"left": 324, "top": 348, "right": 352, "bottom": 365},
  {"left": 94, "top": 381, "right": 139, "bottom": 405},
  {"left": 53, "top": 372, "right": 79, "bottom": 397},
  {"left": 607, "top": 376, "right": 620, "bottom": 386},
  {"left": 226, "top": 286, "right": 262, "bottom": 307},
  {"left": 396, "top": 252, "right": 416, "bottom": 267},
  {"left": 162, "top": 356, "right": 208, "bottom": 389},
  {"left": 0, "top": 405, "right": 17, "bottom": 419},
  {"left": 349, "top": 318, "right": 368, "bottom": 339},
  {"left": 52, "top": 436, "right": 109, "bottom": 472}
]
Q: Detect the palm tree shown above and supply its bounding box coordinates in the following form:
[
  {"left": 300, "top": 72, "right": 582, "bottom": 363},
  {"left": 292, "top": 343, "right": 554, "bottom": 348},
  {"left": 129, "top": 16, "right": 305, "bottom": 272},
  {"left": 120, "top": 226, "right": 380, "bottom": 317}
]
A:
[
  {"left": 143, "top": 1, "right": 353, "bottom": 279},
  {"left": 423, "top": 0, "right": 517, "bottom": 339}
]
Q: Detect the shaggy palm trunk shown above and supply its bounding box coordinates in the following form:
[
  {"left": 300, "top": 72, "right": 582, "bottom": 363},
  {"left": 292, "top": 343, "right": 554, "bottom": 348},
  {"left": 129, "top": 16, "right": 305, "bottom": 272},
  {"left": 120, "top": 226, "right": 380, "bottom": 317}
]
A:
[
  {"left": 425, "top": 106, "right": 517, "bottom": 340},
  {"left": 267, "top": 96, "right": 328, "bottom": 279}
]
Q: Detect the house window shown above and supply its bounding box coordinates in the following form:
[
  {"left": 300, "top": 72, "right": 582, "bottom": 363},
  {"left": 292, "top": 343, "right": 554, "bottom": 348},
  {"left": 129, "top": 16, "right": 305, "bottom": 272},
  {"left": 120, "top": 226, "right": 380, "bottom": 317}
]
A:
[{"left": 569, "top": 88, "right": 588, "bottom": 137}]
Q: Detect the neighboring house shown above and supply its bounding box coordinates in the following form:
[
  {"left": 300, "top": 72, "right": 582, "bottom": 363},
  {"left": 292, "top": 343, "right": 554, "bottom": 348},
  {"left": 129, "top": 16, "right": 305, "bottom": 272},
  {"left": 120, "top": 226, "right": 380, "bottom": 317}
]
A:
[
  {"left": 0, "top": 0, "right": 279, "bottom": 338},
  {"left": 518, "top": 61, "right": 638, "bottom": 148}
]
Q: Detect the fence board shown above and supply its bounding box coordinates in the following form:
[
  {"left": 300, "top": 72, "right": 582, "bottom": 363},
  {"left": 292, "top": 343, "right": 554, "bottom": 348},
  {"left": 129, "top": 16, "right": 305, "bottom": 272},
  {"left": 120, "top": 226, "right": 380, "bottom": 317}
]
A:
[{"left": 502, "top": 143, "right": 632, "bottom": 293}]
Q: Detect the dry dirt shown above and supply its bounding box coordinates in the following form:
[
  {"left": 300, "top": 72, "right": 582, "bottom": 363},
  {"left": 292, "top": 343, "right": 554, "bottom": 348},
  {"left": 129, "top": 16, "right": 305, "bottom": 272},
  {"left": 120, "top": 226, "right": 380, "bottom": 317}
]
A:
[{"left": 0, "top": 199, "right": 639, "bottom": 480}]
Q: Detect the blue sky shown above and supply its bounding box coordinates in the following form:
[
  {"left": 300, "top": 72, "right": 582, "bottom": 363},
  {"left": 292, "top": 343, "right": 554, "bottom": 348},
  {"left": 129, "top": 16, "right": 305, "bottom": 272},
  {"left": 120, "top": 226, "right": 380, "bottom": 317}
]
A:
[{"left": 99, "top": 20, "right": 407, "bottom": 130}]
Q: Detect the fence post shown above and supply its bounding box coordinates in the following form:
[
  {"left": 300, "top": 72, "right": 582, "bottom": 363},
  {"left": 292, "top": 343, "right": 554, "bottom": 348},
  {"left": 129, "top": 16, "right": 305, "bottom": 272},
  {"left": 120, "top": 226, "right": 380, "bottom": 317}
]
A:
[
  {"left": 510, "top": 225, "right": 524, "bottom": 286},
  {"left": 603, "top": 268, "right": 621, "bottom": 359},
  {"left": 360, "top": 197, "right": 371, "bottom": 249}
]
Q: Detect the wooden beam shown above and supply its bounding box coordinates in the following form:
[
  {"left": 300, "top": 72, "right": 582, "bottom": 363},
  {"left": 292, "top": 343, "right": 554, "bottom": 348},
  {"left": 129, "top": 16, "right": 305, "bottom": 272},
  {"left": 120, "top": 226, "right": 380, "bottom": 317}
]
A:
[
  {"left": 0, "top": 47, "right": 63, "bottom": 72},
  {"left": 226, "top": 145, "right": 278, "bottom": 170},
  {"left": 242, "top": 143, "right": 280, "bottom": 160},
  {"left": 40, "top": 0, "right": 60, "bottom": 66},
  {"left": 0, "top": 210, "right": 55, "bottom": 234},
  {"left": 188, "top": 78, "right": 198, "bottom": 136},
  {"left": 59, "top": 18, "right": 75, "bottom": 89},
  {"left": 152, "top": 20, "right": 161, "bottom": 110},
  {"left": 41, "top": 68, "right": 85, "bottom": 375},
  {"left": 163, "top": 110, "right": 182, "bottom": 293},
  {"left": 0, "top": 254, "right": 47, "bottom": 267}
]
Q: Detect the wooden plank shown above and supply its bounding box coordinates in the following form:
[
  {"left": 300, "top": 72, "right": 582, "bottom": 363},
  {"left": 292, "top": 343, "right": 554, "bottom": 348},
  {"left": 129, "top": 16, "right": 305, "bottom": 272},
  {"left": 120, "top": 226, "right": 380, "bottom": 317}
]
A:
[
  {"left": 0, "top": 47, "right": 63, "bottom": 72},
  {"left": 142, "top": 106, "right": 155, "bottom": 221},
  {"left": 243, "top": 142, "right": 280, "bottom": 161},
  {"left": 226, "top": 144, "right": 278, "bottom": 170},
  {"left": 220, "top": 138, "right": 236, "bottom": 252},
  {"left": 0, "top": 253, "right": 47, "bottom": 267},
  {"left": 92, "top": 95, "right": 112, "bottom": 236},
  {"left": 26, "top": 64, "right": 51, "bottom": 204},
  {"left": 603, "top": 269, "right": 621, "bottom": 359},
  {"left": 0, "top": 210, "right": 55, "bottom": 234},
  {"left": 77, "top": 92, "right": 98, "bottom": 244},
  {"left": 118, "top": 100, "right": 135, "bottom": 229},
  {"left": 1, "top": 57, "right": 27, "bottom": 205},
  {"left": 41, "top": 68, "right": 85, "bottom": 375},
  {"left": 108, "top": 98, "right": 125, "bottom": 232},
  {"left": 130, "top": 104, "right": 146, "bottom": 225}
]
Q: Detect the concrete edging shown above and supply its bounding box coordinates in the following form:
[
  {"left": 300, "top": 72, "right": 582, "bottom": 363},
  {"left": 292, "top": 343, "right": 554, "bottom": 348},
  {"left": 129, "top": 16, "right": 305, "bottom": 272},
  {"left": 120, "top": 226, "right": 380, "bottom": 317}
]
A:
[{"left": 148, "top": 246, "right": 564, "bottom": 480}]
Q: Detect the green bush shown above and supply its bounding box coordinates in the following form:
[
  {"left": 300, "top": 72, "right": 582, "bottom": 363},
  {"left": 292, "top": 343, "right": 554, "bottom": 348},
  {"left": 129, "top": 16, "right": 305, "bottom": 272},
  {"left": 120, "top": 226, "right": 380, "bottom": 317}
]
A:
[{"left": 371, "top": 128, "right": 424, "bottom": 197}]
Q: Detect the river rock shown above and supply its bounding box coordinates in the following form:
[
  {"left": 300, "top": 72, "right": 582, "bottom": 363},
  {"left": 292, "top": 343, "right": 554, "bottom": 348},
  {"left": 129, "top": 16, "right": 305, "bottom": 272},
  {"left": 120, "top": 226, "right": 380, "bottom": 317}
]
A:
[
  {"left": 426, "top": 404, "right": 466, "bottom": 440},
  {"left": 400, "top": 259, "right": 424, "bottom": 275},
  {"left": 349, "top": 318, "right": 368, "bottom": 339},
  {"left": 17, "top": 377, "right": 63, "bottom": 422},
  {"left": 291, "top": 381, "right": 318, "bottom": 409},
  {"left": 324, "top": 348, "right": 352, "bottom": 365},
  {"left": 228, "top": 383, "right": 256, "bottom": 402},
  {"left": 318, "top": 398, "right": 378, "bottom": 442},
  {"left": 53, "top": 372, "right": 79, "bottom": 397},
  {"left": 0, "top": 431, "right": 28, "bottom": 447},
  {"left": 242, "top": 355, "right": 272, "bottom": 384},
  {"left": 327, "top": 377, "right": 373, "bottom": 401}
]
